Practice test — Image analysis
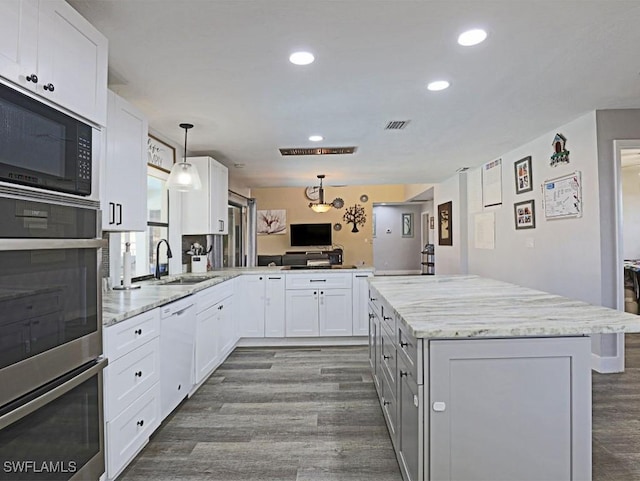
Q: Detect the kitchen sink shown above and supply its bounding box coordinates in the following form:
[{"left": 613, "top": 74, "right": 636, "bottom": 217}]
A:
[{"left": 158, "top": 276, "right": 213, "bottom": 285}]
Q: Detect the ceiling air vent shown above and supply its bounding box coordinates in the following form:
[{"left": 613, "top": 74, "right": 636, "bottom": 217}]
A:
[
  {"left": 385, "top": 120, "right": 410, "bottom": 130},
  {"left": 279, "top": 147, "right": 357, "bottom": 156}
]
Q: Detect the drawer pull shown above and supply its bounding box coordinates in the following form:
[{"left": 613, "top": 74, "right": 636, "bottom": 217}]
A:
[
  {"left": 134, "top": 371, "right": 142, "bottom": 377},
  {"left": 400, "top": 370, "right": 408, "bottom": 378},
  {"left": 310, "top": 279, "right": 327, "bottom": 283},
  {"left": 400, "top": 341, "right": 408, "bottom": 348},
  {"left": 136, "top": 419, "right": 144, "bottom": 427},
  {"left": 135, "top": 329, "right": 142, "bottom": 335}
]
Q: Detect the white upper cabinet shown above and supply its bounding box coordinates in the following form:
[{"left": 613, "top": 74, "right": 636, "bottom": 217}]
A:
[
  {"left": 0, "top": 0, "right": 38, "bottom": 84},
  {"left": 0, "top": 0, "right": 108, "bottom": 126},
  {"left": 182, "top": 156, "right": 229, "bottom": 235},
  {"left": 101, "top": 90, "right": 148, "bottom": 231}
]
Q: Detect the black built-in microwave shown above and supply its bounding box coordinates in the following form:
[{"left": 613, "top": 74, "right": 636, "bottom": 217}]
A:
[{"left": 0, "top": 82, "right": 92, "bottom": 196}]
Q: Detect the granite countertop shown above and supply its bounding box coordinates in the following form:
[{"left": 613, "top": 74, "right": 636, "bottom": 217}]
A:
[
  {"left": 103, "top": 266, "right": 373, "bottom": 327},
  {"left": 369, "top": 275, "right": 640, "bottom": 339}
]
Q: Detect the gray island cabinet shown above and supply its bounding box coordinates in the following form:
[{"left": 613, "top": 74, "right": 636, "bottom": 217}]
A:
[{"left": 368, "top": 275, "right": 640, "bottom": 481}]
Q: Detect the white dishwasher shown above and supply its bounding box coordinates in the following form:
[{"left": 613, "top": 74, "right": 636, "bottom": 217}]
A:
[{"left": 159, "top": 296, "right": 196, "bottom": 419}]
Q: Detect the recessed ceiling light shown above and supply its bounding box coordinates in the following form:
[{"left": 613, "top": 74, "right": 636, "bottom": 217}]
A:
[
  {"left": 458, "top": 29, "right": 487, "bottom": 46},
  {"left": 289, "top": 51, "right": 315, "bottom": 65},
  {"left": 309, "top": 135, "right": 323, "bottom": 142},
  {"left": 427, "top": 80, "right": 450, "bottom": 91}
]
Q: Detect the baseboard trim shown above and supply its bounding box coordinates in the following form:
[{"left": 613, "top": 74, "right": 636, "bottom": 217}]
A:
[
  {"left": 591, "top": 351, "right": 625, "bottom": 373},
  {"left": 237, "top": 336, "right": 368, "bottom": 347}
]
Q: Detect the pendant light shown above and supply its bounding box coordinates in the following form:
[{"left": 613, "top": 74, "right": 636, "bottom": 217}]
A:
[
  {"left": 309, "top": 174, "right": 343, "bottom": 213},
  {"left": 167, "top": 123, "right": 202, "bottom": 191}
]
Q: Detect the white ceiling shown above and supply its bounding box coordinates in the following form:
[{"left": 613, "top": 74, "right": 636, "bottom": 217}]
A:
[{"left": 69, "top": 0, "right": 640, "bottom": 189}]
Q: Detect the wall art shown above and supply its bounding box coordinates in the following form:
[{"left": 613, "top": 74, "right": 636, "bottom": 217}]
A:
[
  {"left": 514, "top": 199, "right": 536, "bottom": 230},
  {"left": 514, "top": 156, "right": 533, "bottom": 194},
  {"left": 550, "top": 133, "right": 570, "bottom": 166},
  {"left": 438, "top": 201, "right": 452, "bottom": 246},
  {"left": 257, "top": 209, "right": 287, "bottom": 234},
  {"left": 147, "top": 134, "right": 175, "bottom": 173},
  {"left": 402, "top": 213, "right": 414, "bottom": 238}
]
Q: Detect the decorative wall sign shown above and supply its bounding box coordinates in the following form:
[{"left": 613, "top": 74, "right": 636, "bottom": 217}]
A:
[
  {"left": 343, "top": 204, "right": 366, "bottom": 232},
  {"left": 550, "top": 133, "right": 570, "bottom": 166},
  {"left": 543, "top": 171, "right": 582, "bottom": 219},
  {"left": 257, "top": 209, "right": 287, "bottom": 234},
  {"left": 514, "top": 156, "right": 533, "bottom": 194},
  {"left": 514, "top": 199, "right": 536, "bottom": 229},
  {"left": 147, "top": 135, "right": 175, "bottom": 173},
  {"left": 482, "top": 158, "right": 502, "bottom": 207},
  {"left": 438, "top": 201, "right": 453, "bottom": 246},
  {"left": 402, "top": 213, "right": 414, "bottom": 238}
]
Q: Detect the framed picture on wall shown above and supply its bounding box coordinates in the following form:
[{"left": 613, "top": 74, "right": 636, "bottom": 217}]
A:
[
  {"left": 514, "top": 199, "right": 536, "bottom": 229},
  {"left": 402, "top": 213, "right": 413, "bottom": 238},
  {"left": 147, "top": 134, "right": 176, "bottom": 173},
  {"left": 514, "top": 156, "right": 533, "bottom": 194},
  {"left": 438, "top": 201, "right": 452, "bottom": 246}
]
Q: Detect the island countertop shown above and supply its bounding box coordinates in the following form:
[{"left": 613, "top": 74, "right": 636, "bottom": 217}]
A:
[{"left": 368, "top": 275, "right": 640, "bottom": 339}]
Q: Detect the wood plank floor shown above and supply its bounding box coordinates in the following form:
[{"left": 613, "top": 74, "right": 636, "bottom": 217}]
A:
[
  {"left": 119, "top": 337, "right": 640, "bottom": 481},
  {"left": 118, "top": 346, "right": 402, "bottom": 481}
]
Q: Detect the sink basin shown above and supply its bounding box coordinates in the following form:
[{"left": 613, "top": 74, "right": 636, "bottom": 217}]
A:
[{"left": 158, "top": 276, "right": 212, "bottom": 285}]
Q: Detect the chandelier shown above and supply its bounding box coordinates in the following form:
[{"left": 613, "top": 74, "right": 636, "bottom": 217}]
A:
[{"left": 309, "top": 174, "right": 343, "bottom": 213}]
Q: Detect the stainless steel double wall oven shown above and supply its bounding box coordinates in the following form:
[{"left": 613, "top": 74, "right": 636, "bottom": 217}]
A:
[{"left": 0, "top": 187, "right": 105, "bottom": 481}]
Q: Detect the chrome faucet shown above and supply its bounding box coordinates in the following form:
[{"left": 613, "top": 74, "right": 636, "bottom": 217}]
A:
[{"left": 154, "top": 239, "right": 173, "bottom": 279}]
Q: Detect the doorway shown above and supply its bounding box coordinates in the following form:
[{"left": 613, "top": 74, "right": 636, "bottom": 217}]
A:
[{"left": 618, "top": 145, "right": 640, "bottom": 314}]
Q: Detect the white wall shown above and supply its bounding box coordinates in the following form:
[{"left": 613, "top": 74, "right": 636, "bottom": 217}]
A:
[
  {"left": 622, "top": 164, "right": 640, "bottom": 260},
  {"left": 434, "top": 173, "right": 468, "bottom": 274},
  {"left": 373, "top": 203, "right": 424, "bottom": 274},
  {"left": 466, "top": 112, "right": 602, "bottom": 304}
]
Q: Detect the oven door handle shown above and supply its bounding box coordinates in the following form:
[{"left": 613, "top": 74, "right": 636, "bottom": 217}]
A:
[
  {"left": 0, "top": 358, "right": 107, "bottom": 430},
  {"left": 0, "top": 238, "right": 107, "bottom": 251}
]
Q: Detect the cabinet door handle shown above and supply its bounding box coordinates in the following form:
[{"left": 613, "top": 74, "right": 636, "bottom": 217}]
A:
[
  {"left": 109, "top": 202, "right": 115, "bottom": 225},
  {"left": 383, "top": 400, "right": 391, "bottom": 406},
  {"left": 400, "top": 341, "right": 408, "bottom": 348},
  {"left": 116, "top": 204, "right": 123, "bottom": 225},
  {"left": 400, "top": 370, "right": 408, "bottom": 378},
  {"left": 383, "top": 355, "right": 390, "bottom": 360},
  {"left": 219, "top": 219, "right": 224, "bottom": 232},
  {"left": 26, "top": 74, "right": 38, "bottom": 83},
  {"left": 383, "top": 315, "right": 392, "bottom": 321},
  {"left": 134, "top": 371, "right": 142, "bottom": 377},
  {"left": 368, "top": 313, "right": 374, "bottom": 320},
  {"left": 43, "top": 83, "right": 55, "bottom": 92},
  {"left": 137, "top": 419, "right": 144, "bottom": 427},
  {"left": 134, "top": 329, "right": 142, "bottom": 335},
  {"left": 369, "top": 297, "right": 377, "bottom": 301}
]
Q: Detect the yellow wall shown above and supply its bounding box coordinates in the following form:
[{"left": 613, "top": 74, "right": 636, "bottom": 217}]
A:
[{"left": 252, "top": 184, "right": 408, "bottom": 266}]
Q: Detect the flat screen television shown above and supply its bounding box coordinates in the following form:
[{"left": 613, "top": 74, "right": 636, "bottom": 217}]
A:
[{"left": 290, "top": 223, "right": 332, "bottom": 246}]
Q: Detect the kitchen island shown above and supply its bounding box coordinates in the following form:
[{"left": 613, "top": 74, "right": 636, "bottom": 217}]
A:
[{"left": 367, "top": 275, "right": 640, "bottom": 481}]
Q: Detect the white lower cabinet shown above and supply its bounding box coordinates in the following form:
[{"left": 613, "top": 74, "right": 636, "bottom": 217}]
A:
[
  {"left": 194, "top": 282, "right": 236, "bottom": 385},
  {"left": 104, "top": 308, "right": 161, "bottom": 481},
  {"left": 285, "top": 273, "right": 353, "bottom": 337},
  {"left": 264, "top": 275, "right": 286, "bottom": 337},
  {"left": 235, "top": 274, "right": 266, "bottom": 337},
  {"left": 285, "top": 289, "right": 320, "bottom": 336},
  {"left": 106, "top": 383, "right": 161, "bottom": 479},
  {"left": 352, "top": 272, "right": 373, "bottom": 335}
]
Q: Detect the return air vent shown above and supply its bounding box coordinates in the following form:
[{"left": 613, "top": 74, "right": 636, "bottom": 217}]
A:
[
  {"left": 385, "top": 120, "right": 410, "bottom": 130},
  {"left": 279, "top": 147, "right": 357, "bottom": 156}
]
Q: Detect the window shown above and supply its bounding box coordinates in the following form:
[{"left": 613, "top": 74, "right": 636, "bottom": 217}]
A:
[{"left": 121, "top": 167, "right": 169, "bottom": 281}]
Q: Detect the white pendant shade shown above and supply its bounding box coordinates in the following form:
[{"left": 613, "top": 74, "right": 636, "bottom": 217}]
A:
[
  {"left": 167, "top": 122, "right": 202, "bottom": 191},
  {"left": 167, "top": 161, "right": 202, "bottom": 191}
]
